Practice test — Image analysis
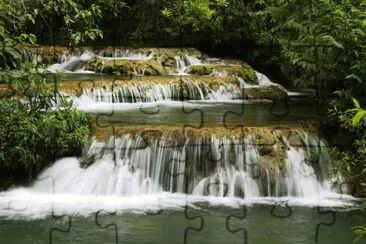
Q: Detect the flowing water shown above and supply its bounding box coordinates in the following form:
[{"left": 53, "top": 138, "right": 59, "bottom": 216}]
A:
[{"left": 2, "top": 48, "right": 365, "bottom": 243}]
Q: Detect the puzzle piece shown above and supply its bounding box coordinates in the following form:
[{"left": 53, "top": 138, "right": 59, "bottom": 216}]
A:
[
  {"left": 225, "top": 206, "right": 248, "bottom": 244},
  {"left": 95, "top": 210, "right": 119, "bottom": 244},
  {"left": 270, "top": 202, "right": 292, "bottom": 219},
  {"left": 315, "top": 205, "right": 336, "bottom": 243},
  {"left": 268, "top": 99, "right": 290, "bottom": 117},
  {"left": 182, "top": 101, "right": 204, "bottom": 135},
  {"left": 223, "top": 95, "right": 245, "bottom": 131},
  {"left": 204, "top": 139, "right": 224, "bottom": 164},
  {"left": 92, "top": 80, "right": 166, "bottom": 151},
  {"left": 49, "top": 213, "right": 72, "bottom": 244},
  {"left": 206, "top": 182, "right": 229, "bottom": 197},
  {"left": 31, "top": 175, "right": 74, "bottom": 244},
  {"left": 166, "top": 157, "right": 205, "bottom": 244}
]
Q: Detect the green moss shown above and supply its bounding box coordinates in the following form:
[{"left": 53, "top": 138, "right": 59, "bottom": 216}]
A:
[
  {"left": 85, "top": 59, "right": 166, "bottom": 75},
  {"left": 213, "top": 64, "right": 258, "bottom": 84},
  {"left": 178, "top": 79, "right": 189, "bottom": 100},
  {"left": 144, "top": 60, "right": 166, "bottom": 75},
  {"left": 238, "top": 64, "right": 258, "bottom": 85},
  {"left": 188, "top": 65, "right": 213, "bottom": 75}
]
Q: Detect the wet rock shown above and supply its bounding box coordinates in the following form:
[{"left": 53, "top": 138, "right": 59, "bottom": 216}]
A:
[
  {"left": 79, "top": 154, "right": 97, "bottom": 169},
  {"left": 188, "top": 65, "right": 213, "bottom": 75},
  {"left": 243, "top": 84, "right": 287, "bottom": 101},
  {"left": 213, "top": 64, "right": 259, "bottom": 85}
]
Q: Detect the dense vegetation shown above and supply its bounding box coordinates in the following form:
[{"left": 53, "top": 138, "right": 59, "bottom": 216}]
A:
[
  {"left": 0, "top": 1, "right": 92, "bottom": 187},
  {"left": 0, "top": 0, "right": 365, "bottom": 241}
]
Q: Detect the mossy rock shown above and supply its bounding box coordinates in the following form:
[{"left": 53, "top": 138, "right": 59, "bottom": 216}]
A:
[
  {"left": 188, "top": 65, "right": 213, "bottom": 75},
  {"left": 185, "top": 48, "right": 203, "bottom": 57},
  {"left": 86, "top": 59, "right": 166, "bottom": 75},
  {"left": 160, "top": 56, "right": 176, "bottom": 68},
  {"left": 238, "top": 64, "right": 258, "bottom": 85},
  {"left": 243, "top": 85, "right": 287, "bottom": 100},
  {"left": 178, "top": 79, "right": 189, "bottom": 100},
  {"left": 213, "top": 64, "right": 258, "bottom": 85}
]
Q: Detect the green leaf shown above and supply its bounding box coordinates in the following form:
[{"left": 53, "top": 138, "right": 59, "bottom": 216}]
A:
[
  {"left": 353, "top": 98, "right": 361, "bottom": 109},
  {"left": 352, "top": 111, "right": 366, "bottom": 126},
  {"left": 346, "top": 74, "right": 363, "bottom": 83}
]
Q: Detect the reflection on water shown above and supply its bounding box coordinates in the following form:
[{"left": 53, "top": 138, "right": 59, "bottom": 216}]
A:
[{"left": 77, "top": 98, "right": 321, "bottom": 127}]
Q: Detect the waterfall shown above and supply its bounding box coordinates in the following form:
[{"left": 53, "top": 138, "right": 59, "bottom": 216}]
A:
[
  {"left": 185, "top": 54, "right": 203, "bottom": 66},
  {"left": 47, "top": 52, "right": 96, "bottom": 73},
  {"left": 29, "top": 134, "right": 332, "bottom": 198},
  {"left": 174, "top": 56, "right": 188, "bottom": 75},
  {"left": 98, "top": 49, "right": 154, "bottom": 60},
  {"left": 47, "top": 50, "right": 154, "bottom": 73},
  {"left": 283, "top": 143, "right": 330, "bottom": 197},
  {"left": 77, "top": 82, "right": 242, "bottom": 103},
  {"left": 256, "top": 71, "right": 274, "bottom": 86}
]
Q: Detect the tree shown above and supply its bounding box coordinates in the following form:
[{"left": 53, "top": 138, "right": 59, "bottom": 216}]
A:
[
  {"left": 0, "top": 1, "right": 92, "bottom": 188},
  {"left": 265, "top": 0, "right": 366, "bottom": 90},
  {"left": 161, "top": 0, "right": 227, "bottom": 43},
  {"left": 0, "top": 1, "right": 36, "bottom": 69},
  {"left": 18, "top": 0, "right": 104, "bottom": 46}
]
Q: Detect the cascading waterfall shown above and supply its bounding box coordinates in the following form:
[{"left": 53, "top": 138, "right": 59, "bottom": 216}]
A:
[
  {"left": 184, "top": 54, "right": 203, "bottom": 66},
  {"left": 47, "top": 52, "right": 96, "bottom": 73},
  {"left": 29, "top": 134, "right": 333, "bottom": 199},
  {"left": 174, "top": 56, "right": 188, "bottom": 75},
  {"left": 97, "top": 49, "right": 154, "bottom": 60},
  {"left": 46, "top": 50, "right": 154, "bottom": 73},
  {"left": 78, "top": 81, "right": 242, "bottom": 103},
  {"left": 4, "top": 46, "right": 361, "bottom": 224}
]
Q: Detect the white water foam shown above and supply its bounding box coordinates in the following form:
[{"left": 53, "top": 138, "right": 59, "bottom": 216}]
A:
[{"left": 0, "top": 136, "right": 361, "bottom": 219}]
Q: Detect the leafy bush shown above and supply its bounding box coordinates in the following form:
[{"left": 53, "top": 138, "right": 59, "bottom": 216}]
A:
[
  {"left": 0, "top": 1, "right": 36, "bottom": 69},
  {"left": 353, "top": 225, "right": 366, "bottom": 244},
  {"left": 327, "top": 92, "right": 366, "bottom": 195},
  {"left": 0, "top": 65, "right": 92, "bottom": 188},
  {"left": 265, "top": 0, "right": 366, "bottom": 89},
  {"left": 0, "top": 99, "right": 91, "bottom": 180}
]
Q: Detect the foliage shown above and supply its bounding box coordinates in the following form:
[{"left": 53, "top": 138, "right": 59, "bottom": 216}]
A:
[
  {"left": 0, "top": 99, "right": 91, "bottom": 169},
  {"left": 16, "top": 0, "right": 104, "bottom": 46},
  {"left": 188, "top": 65, "right": 213, "bottom": 76},
  {"left": 328, "top": 93, "right": 366, "bottom": 243},
  {"left": 161, "top": 0, "right": 227, "bottom": 38},
  {"left": 0, "top": 1, "right": 36, "bottom": 69},
  {"left": 1, "top": 63, "right": 59, "bottom": 111},
  {"left": 96, "top": 0, "right": 127, "bottom": 18},
  {"left": 353, "top": 225, "right": 366, "bottom": 244},
  {"left": 208, "top": 0, "right": 272, "bottom": 45},
  {"left": 348, "top": 98, "right": 366, "bottom": 126},
  {"left": 264, "top": 0, "right": 366, "bottom": 89},
  {"left": 0, "top": 65, "right": 92, "bottom": 186},
  {"left": 328, "top": 92, "right": 366, "bottom": 177},
  {"left": 238, "top": 65, "right": 258, "bottom": 85}
]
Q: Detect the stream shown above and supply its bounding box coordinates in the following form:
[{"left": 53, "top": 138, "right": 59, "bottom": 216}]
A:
[{"left": 1, "top": 47, "right": 364, "bottom": 243}]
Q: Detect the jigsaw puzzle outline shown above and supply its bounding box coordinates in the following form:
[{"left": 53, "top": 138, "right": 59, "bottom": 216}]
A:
[{"left": 2, "top": 15, "right": 363, "bottom": 243}]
